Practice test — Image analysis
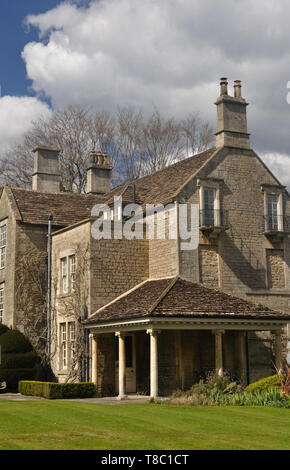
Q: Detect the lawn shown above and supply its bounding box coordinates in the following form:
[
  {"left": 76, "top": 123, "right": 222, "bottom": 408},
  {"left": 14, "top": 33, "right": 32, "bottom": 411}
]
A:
[{"left": 0, "top": 401, "right": 289, "bottom": 450}]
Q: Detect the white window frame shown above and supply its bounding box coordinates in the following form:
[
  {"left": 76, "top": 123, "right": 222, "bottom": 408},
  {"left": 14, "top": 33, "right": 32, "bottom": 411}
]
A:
[
  {"left": 198, "top": 180, "right": 221, "bottom": 227},
  {"left": 68, "top": 321, "right": 76, "bottom": 363},
  {"left": 69, "top": 255, "right": 76, "bottom": 291},
  {"left": 265, "top": 192, "right": 283, "bottom": 232},
  {"left": 0, "top": 224, "right": 7, "bottom": 269},
  {"left": 60, "top": 323, "right": 67, "bottom": 369},
  {"left": 61, "top": 257, "right": 68, "bottom": 294}
]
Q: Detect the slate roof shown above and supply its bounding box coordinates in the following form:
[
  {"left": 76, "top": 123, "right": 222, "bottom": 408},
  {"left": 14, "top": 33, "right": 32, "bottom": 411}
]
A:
[
  {"left": 4, "top": 148, "right": 216, "bottom": 227},
  {"left": 85, "top": 277, "right": 290, "bottom": 324}
]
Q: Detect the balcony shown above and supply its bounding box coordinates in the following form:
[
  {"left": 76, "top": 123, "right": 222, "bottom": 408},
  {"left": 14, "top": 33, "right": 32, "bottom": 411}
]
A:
[
  {"left": 263, "top": 215, "right": 289, "bottom": 241},
  {"left": 199, "top": 209, "right": 229, "bottom": 239}
]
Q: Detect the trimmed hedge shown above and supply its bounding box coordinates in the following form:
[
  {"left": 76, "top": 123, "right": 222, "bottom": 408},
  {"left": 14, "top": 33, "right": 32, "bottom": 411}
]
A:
[
  {"left": 19, "top": 381, "right": 96, "bottom": 399},
  {"left": 245, "top": 375, "right": 281, "bottom": 393}
]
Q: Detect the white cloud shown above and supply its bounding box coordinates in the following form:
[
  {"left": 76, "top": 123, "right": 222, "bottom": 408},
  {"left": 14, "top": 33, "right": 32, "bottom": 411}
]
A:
[
  {"left": 0, "top": 96, "right": 52, "bottom": 151},
  {"left": 4, "top": 0, "right": 287, "bottom": 187},
  {"left": 260, "top": 152, "right": 290, "bottom": 190}
]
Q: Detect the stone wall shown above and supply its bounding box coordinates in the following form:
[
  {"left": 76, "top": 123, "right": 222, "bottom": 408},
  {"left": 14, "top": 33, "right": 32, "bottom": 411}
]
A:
[
  {"left": 199, "top": 245, "right": 219, "bottom": 288},
  {"left": 266, "top": 249, "right": 285, "bottom": 289},
  {"left": 96, "top": 334, "right": 116, "bottom": 396}
]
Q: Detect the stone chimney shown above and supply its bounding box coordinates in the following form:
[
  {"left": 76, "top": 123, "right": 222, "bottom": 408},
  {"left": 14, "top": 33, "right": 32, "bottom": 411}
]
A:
[
  {"left": 86, "top": 151, "right": 112, "bottom": 195},
  {"left": 32, "top": 146, "right": 61, "bottom": 193},
  {"left": 215, "top": 78, "right": 250, "bottom": 149}
]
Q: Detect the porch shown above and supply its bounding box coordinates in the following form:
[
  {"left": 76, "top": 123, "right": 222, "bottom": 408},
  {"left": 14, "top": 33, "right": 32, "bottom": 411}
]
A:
[
  {"left": 88, "top": 319, "right": 286, "bottom": 399},
  {"left": 85, "top": 277, "right": 290, "bottom": 399}
]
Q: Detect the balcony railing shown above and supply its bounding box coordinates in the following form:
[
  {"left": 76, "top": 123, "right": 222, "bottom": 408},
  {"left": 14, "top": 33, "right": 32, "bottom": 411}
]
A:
[
  {"left": 199, "top": 209, "right": 229, "bottom": 229},
  {"left": 263, "top": 215, "right": 289, "bottom": 233}
]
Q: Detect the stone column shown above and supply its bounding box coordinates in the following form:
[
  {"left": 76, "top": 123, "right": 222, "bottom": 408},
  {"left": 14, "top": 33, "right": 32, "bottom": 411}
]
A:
[
  {"left": 115, "top": 332, "right": 127, "bottom": 400},
  {"left": 274, "top": 330, "right": 283, "bottom": 372},
  {"left": 212, "top": 330, "right": 225, "bottom": 376},
  {"left": 147, "top": 329, "right": 160, "bottom": 398},
  {"left": 90, "top": 334, "right": 97, "bottom": 385},
  {"left": 237, "top": 331, "right": 247, "bottom": 385}
]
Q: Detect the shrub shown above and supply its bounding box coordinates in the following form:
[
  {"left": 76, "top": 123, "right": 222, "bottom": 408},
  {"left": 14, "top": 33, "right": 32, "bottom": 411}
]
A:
[
  {"left": 19, "top": 381, "right": 96, "bottom": 399},
  {"left": 0, "top": 330, "right": 33, "bottom": 354},
  {"left": 0, "top": 324, "right": 8, "bottom": 336},
  {"left": 0, "top": 351, "right": 38, "bottom": 369},
  {"left": 0, "top": 327, "right": 44, "bottom": 392},
  {"left": 245, "top": 375, "right": 280, "bottom": 393}
]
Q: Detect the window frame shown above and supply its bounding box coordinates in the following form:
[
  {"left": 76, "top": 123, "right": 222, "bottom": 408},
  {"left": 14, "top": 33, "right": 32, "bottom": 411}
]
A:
[
  {"left": 0, "top": 224, "right": 7, "bottom": 269},
  {"left": 198, "top": 179, "right": 221, "bottom": 227}
]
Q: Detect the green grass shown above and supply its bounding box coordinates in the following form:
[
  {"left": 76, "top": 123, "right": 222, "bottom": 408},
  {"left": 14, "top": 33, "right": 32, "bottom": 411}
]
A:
[{"left": 0, "top": 401, "right": 289, "bottom": 450}]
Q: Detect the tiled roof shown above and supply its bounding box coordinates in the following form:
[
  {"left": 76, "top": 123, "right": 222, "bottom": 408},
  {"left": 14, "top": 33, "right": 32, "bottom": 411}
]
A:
[
  {"left": 5, "top": 148, "right": 216, "bottom": 227},
  {"left": 9, "top": 187, "right": 102, "bottom": 227},
  {"left": 105, "top": 148, "right": 216, "bottom": 207},
  {"left": 86, "top": 277, "right": 290, "bottom": 323}
]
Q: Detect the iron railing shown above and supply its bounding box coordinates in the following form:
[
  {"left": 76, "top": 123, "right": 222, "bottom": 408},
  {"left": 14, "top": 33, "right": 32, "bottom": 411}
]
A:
[
  {"left": 199, "top": 209, "right": 229, "bottom": 228},
  {"left": 263, "top": 215, "right": 290, "bottom": 233}
]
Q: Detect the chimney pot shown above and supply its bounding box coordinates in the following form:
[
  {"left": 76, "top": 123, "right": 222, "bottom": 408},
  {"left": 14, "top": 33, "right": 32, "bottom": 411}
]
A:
[
  {"left": 220, "top": 77, "right": 228, "bottom": 96},
  {"left": 234, "top": 80, "right": 242, "bottom": 98},
  {"left": 86, "top": 150, "right": 112, "bottom": 194}
]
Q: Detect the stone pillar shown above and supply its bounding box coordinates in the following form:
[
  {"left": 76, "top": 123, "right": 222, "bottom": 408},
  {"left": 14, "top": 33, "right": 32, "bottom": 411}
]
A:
[
  {"left": 212, "top": 330, "right": 225, "bottom": 376},
  {"left": 274, "top": 330, "right": 283, "bottom": 372},
  {"left": 147, "top": 329, "right": 160, "bottom": 398},
  {"left": 115, "top": 332, "right": 127, "bottom": 400},
  {"left": 90, "top": 334, "right": 97, "bottom": 384},
  {"left": 237, "top": 331, "right": 247, "bottom": 385}
]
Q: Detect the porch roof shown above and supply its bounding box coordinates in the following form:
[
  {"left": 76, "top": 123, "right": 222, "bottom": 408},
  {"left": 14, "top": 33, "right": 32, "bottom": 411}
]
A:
[{"left": 85, "top": 277, "right": 290, "bottom": 325}]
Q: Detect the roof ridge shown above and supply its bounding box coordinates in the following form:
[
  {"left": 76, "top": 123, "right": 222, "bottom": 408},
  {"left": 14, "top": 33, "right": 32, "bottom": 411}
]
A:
[
  {"left": 87, "top": 278, "right": 150, "bottom": 317},
  {"left": 146, "top": 276, "right": 179, "bottom": 316}
]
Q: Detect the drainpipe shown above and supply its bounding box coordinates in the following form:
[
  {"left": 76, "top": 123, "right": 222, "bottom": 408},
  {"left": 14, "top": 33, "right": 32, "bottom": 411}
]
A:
[{"left": 47, "top": 213, "right": 53, "bottom": 359}]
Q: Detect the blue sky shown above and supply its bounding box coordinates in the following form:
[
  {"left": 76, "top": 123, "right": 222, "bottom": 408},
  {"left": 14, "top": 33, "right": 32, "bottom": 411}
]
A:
[
  {"left": 0, "top": 0, "right": 290, "bottom": 188},
  {"left": 0, "top": 0, "right": 61, "bottom": 98}
]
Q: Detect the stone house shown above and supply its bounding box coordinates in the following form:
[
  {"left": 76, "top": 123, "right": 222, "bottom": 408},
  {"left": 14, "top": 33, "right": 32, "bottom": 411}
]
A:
[{"left": 1, "top": 78, "right": 290, "bottom": 397}]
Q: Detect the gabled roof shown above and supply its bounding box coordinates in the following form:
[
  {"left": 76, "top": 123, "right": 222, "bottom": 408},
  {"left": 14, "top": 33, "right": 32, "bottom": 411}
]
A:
[
  {"left": 85, "top": 277, "right": 290, "bottom": 324},
  {"left": 2, "top": 147, "right": 217, "bottom": 227}
]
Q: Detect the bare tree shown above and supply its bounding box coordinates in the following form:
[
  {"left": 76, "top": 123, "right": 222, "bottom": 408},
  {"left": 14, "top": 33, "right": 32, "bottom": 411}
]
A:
[
  {"left": 140, "top": 107, "right": 185, "bottom": 175},
  {"left": 114, "top": 105, "right": 145, "bottom": 182},
  {"left": 0, "top": 106, "right": 117, "bottom": 193},
  {"left": 181, "top": 112, "right": 214, "bottom": 156},
  {"left": 15, "top": 248, "right": 49, "bottom": 365},
  {"left": 0, "top": 104, "right": 214, "bottom": 191}
]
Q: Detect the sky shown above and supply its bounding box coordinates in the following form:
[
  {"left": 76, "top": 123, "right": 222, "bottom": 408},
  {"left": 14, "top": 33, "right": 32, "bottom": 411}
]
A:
[{"left": 0, "top": 0, "right": 290, "bottom": 187}]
